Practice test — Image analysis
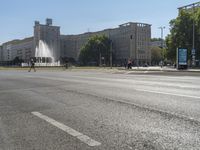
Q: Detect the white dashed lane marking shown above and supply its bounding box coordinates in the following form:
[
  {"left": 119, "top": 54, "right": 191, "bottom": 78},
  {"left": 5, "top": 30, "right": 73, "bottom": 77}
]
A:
[
  {"left": 136, "top": 89, "right": 200, "bottom": 99},
  {"left": 31, "top": 111, "right": 101, "bottom": 147}
]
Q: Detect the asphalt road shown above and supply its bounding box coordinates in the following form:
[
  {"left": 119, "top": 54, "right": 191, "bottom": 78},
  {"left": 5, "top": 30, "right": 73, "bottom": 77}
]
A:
[{"left": 0, "top": 69, "right": 200, "bottom": 150}]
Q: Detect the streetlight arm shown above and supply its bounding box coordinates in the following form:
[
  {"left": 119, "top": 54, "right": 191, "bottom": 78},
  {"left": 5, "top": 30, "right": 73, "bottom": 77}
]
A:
[{"left": 158, "top": 26, "right": 165, "bottom": 68}]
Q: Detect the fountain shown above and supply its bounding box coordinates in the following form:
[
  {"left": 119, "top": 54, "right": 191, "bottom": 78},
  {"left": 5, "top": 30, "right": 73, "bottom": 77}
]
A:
[{"left": 34, "top": 40, "right": 60, "bottom": 66}]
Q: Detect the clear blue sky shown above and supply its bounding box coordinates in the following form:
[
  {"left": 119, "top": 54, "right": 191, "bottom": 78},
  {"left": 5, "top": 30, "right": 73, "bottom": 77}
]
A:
[{"left": 0, "top": 0, "right": 198, "bottom": 44}]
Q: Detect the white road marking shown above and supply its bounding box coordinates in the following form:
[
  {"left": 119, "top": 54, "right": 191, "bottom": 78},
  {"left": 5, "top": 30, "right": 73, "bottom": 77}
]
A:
[
  {"left": 31, "top": 112, "right": 101, "bottom": 147},
  {"left": 26, "top": 75, "right": 200, "bottom": 99},
  {"left": 136, "top": 89, "right": 200, "bottom": 99}
]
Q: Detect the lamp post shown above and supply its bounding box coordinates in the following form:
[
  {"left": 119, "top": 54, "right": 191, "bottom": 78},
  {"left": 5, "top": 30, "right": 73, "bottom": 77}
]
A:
[
  {"left": 159, "top": 26, "right": 165, "bottom": 68},
  {"left": 97, "top": 40, "right": 102, "bottom": 67},
  {"left": 99, "top": 49, "right": 102, "bottom": 67},
  {"left": 192, "top": 4, "right": 196, "bottom": 67},
  {"left": 110, "top": 40, "right": 112, "bottom": 69}
]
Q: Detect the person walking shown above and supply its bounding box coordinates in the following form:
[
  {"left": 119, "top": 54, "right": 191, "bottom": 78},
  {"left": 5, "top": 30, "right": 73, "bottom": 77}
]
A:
[
  {"left": 28, "top": 58, "right": 36, "bottom": 72},
  {"left": 127, "top": 59, "right": 132, "bottom": 69}
]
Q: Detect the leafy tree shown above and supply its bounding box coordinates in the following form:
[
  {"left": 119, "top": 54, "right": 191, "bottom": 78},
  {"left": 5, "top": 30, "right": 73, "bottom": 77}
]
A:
[
  {"left": 166, "top": 8, "right": 200, "bottom": 62},
  {"left": 13, "top": 56, "right": 24, "bottom": 65},
  {"left": 151, "top": 46, "right": 162, "bottom": 65},
  {"left": 151, "top": 38, "right": 162, "bottom": 42},
  {"left": 79, "top": 35, "right": 112, "bottom": 66}
]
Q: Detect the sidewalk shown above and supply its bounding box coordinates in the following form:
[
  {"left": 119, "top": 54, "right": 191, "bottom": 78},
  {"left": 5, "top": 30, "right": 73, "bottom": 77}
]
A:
[{"left": 118, "top": 66, "right": 200, "bottom": 72}]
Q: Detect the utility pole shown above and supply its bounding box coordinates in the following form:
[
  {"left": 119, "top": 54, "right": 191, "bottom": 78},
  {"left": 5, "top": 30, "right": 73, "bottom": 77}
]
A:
[
  {"left": 159, "top": 26, "right": 165, "bottom": 68},
  {"left": 192, "top": 4, "right": 196, "bottom": 66},
  {"left": 99, "top": 49, "right": 102, "bottom": 67},
  {"left": 97, "top": 40, "right": 102, "bottom": 67},
  {"left": 110, "top": 40, "right": 112, "bottom": 69}
]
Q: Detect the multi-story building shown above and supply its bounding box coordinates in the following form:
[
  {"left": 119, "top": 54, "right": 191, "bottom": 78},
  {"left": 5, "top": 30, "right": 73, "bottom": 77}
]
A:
[
  {"left": 0, "top": 19, "right": 151, "bottom": 65},
  {"left": 0, "top": 38, "right": 34, "bottom": 63},
  {"left": 61, "top": 22, "right": 151, "bottom": 65},
  {"left": 1, "top": 41, "right": 15, "bottom": 62},
  {"left": 151, "top": 40, "right": 166, "bottom": 48},
  {"left": 12, "top": 37, "right": 34, "bottom": 62}
]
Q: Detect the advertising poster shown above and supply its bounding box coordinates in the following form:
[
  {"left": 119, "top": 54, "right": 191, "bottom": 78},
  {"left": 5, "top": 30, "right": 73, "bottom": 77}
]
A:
[{"left": 178, "top": 48, "right": 187, "bottom": 65}]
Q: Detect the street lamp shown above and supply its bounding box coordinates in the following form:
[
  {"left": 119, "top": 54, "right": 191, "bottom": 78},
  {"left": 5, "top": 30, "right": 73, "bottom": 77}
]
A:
[
  {"left": 110, "top": 40, "right": 113, "bottom": 69},
  {"left": 159, "top": 26, "right": 165, "bottom": 68},
  {"left": 192, "top": 4, "right": 196, "bottom": 67},
  {"left": 96, "top": 40, "right": 102, "bottom": 67}
]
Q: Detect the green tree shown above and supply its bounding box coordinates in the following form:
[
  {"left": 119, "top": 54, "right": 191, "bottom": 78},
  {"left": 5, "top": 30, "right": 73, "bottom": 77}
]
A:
[
  {"left": 166, "top": 8, "right": 200, "bottom": 62},
  {"left": 151, "top": 46, "right": 162, "bottom": 65},
  {"left": 13, "top": 56, "right": 24, "bottom": 65},
  {"left": 79, "top": 35, "right": 111, "bottom": 66},
  {"left": 151, "top": 38, "right": 162, "bottom": 42}
]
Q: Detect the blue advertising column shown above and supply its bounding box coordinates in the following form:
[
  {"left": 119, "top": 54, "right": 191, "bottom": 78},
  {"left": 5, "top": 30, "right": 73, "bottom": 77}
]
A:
[{"left": 177, "top": 48, "right": 188, "bottom": 70}]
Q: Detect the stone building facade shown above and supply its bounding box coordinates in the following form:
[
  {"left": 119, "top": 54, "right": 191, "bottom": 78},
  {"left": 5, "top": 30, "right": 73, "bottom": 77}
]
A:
[
  {"left": 0, "top": 38, "right": 34, "bottom": 63},
  {"left": 61, "top": 22, "right": 151, "bottom": 65},
  {"left": 0, "top": 19, "right": 151, "bottom": 65}
]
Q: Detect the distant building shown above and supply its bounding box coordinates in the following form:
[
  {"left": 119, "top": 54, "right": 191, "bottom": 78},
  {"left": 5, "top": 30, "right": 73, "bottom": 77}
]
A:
[
  {"left": 0, "top": 19, "right": 151, "bottom": 65},
  {"left": 151, "top": 40, "right": 166, "bottom": 48},
  {"left": 0, "top": 38, "right": 34, "bottom": 63},
  {"left": 61, "top": 22, "right": 151, "bottom": 65}
]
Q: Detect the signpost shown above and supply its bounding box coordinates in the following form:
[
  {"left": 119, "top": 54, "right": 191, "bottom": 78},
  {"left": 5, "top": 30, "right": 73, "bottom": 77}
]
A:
[
  {"left": 177, "top": 48, "right": 188, "bottom": 69},
  {"left": 191, "top": 48, "right": 196, "bottom": 66}
]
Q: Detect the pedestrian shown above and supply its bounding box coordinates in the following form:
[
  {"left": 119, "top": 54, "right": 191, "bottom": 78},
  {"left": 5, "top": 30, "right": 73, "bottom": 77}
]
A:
[
  {"left": 28, "top": 58, "right": 36, "bottom": 72},
  {"left": 127, "top": 59, "right": 132, "bottom": 69}
]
